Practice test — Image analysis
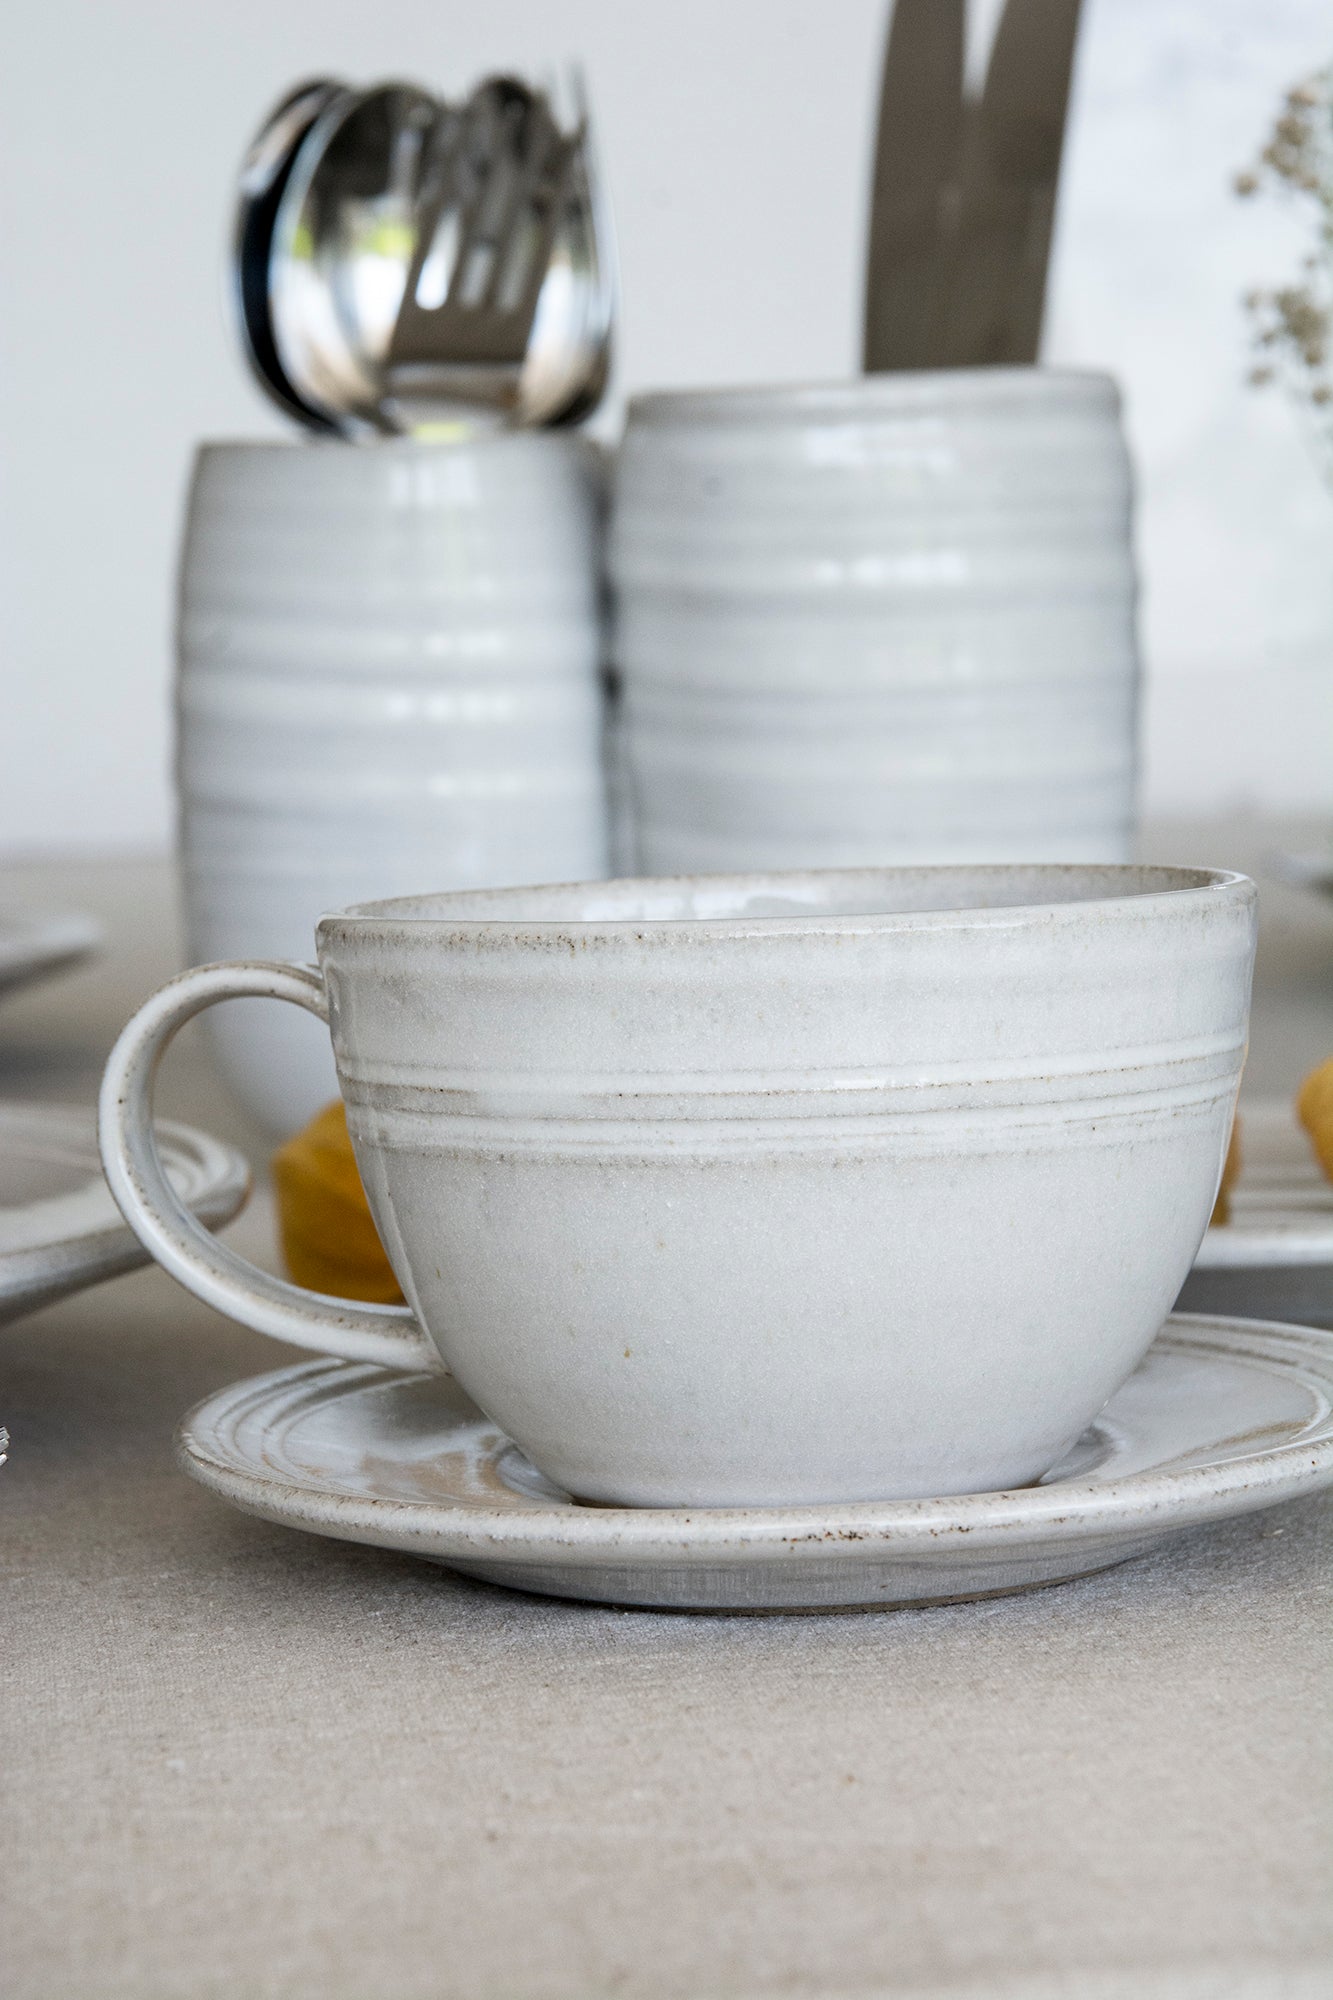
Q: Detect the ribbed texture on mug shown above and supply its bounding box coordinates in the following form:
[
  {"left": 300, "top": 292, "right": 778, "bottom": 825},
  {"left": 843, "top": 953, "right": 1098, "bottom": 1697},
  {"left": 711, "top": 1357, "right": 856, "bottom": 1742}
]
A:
[
  {"left": 176, "top": 436, "right": 610, "bottom": 1133},
  {"left": 610, "top": 371, "right": 1140, "bottom": 870}
]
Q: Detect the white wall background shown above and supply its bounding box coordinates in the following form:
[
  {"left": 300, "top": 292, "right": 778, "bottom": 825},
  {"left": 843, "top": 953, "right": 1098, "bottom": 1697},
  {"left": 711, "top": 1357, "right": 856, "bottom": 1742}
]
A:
[{"left": 1, "top": 0, "right": 1330, "bottom": 853}]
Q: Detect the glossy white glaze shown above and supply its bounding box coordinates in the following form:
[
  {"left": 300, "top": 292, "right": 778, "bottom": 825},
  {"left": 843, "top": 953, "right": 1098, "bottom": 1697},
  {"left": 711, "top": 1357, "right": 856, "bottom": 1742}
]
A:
[
  {"left": 174, "top": 1316, "right": 1333, "bottom": 1611},
  {"left": 177, "top": 434, "right": 611, "bottom": 1133},
  {"left": 101, "top": 864, "right": 1256, "bottom": 1509},
  {"left": 611, "top": 371, "right": 1140, "bottom": 872}
]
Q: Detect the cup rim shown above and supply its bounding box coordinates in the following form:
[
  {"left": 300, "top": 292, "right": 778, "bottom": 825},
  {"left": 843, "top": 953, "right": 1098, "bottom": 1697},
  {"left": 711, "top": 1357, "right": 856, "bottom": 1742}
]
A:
[
  {"left": 318, "top": 864, "right": 1253, "bottom": 947},
  {"left": 625, "top": 367, "right": 1120, "bottom": 430},
  {"left": 190, "top": 431, "right": 592, "bottom": 464}
]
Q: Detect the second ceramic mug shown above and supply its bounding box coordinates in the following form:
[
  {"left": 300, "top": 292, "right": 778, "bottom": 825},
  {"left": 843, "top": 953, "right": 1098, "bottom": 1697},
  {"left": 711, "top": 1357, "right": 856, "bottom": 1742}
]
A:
[
  {"left": 99, "top": 865, "right": 1255, "bottom": 1509},
  {"left": 177, "top": 434, "right": 611, "bottom": 1136},
  {"left": 612, "top": 370, "right": 1140, "bottom": 872}
]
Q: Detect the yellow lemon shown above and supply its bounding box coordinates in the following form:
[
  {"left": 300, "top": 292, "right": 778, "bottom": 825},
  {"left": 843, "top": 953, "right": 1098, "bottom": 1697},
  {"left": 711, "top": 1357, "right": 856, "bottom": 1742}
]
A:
[
  {"left": 272, "top": 1099, "right": 405, "bottom": 1304},
  {"left": 1297, "top": 1056, "right": 1333, "bottom": 1182}
]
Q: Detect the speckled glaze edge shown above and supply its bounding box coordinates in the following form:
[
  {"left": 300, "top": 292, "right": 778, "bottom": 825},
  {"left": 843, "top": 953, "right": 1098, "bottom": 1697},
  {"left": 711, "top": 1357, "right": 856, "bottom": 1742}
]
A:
[{"left": 175, "top": 1316, "right": 1333, "bottom": 1611}]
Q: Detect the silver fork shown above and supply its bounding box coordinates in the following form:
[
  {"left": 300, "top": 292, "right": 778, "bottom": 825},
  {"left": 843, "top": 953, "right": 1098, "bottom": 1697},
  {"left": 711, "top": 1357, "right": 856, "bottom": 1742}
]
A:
[{"left": 385, "top": 76, "right": 590, "bottom": 420}]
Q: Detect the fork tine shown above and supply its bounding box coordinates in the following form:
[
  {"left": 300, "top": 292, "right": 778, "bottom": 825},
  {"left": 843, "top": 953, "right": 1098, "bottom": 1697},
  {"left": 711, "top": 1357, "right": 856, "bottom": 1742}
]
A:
[
  {"left": 388, "top": 87, "right": 504, "bottom": 363},
  {"left": 450, "top": 92, "right": 560, "bottom": 313},
  {"left": 386, "top": 79, "right": 586, "bottom": 385},
  {"left": 479, "top": 127, "right": 577, "bottom": 325},
  {"left": 392, "top": 105, "right": 466, "bottom": 326}
]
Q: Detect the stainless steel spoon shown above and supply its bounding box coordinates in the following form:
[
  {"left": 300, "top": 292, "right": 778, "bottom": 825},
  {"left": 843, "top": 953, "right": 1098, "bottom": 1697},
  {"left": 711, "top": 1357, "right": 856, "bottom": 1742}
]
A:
[
  {"left": 251, "top": 73, "right": 613, "bottom": 436},
  {"left": 232, "top": 77, "right": 350, "bottom": 430},
  {"left": 267, "top": 80, "right": 442, "bottom": 436}
]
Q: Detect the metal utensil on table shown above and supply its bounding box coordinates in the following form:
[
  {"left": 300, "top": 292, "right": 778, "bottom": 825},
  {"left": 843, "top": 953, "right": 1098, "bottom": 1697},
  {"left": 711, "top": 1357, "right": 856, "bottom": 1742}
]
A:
[
  {"left": 266, "top": 80, "right": 443, "bottom": 435},
  {"left": 232, "top": 77, "right": 347, "bottom": 429},
  {"left": 385, "top": 75, "right": 612, "bottom": 428},
  {"left": 237, "top": 71, "right": 613, "bottom": 435},
  {"left": 863, "top": 0, "right": 1083, "bottom": 371},
  {"left": 862, "top": 0, "right": 966, "bottom": 372}
]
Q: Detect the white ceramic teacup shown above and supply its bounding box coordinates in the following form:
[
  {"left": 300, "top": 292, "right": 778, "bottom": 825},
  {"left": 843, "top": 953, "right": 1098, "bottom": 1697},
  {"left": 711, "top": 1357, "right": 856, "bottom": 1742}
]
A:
[{"left": 100, "top": 865, "right": 1256, "bottom": 1508}]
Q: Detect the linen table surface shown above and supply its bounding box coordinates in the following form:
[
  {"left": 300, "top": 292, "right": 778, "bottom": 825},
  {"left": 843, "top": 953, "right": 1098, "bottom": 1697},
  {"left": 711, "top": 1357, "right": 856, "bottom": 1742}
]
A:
[{"left": 4, "top": 827, "right": 1331, "bottom": 2000}]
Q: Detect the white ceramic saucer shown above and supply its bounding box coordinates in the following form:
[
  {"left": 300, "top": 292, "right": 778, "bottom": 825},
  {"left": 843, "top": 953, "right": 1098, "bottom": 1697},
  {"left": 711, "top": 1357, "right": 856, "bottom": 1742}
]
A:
[
  {"left": 0, "top": 1104, "right": 249, "bottom": 1326},
  {"left": 1195, "top": 1100, "right": 1333, "bottom": 1269},
  {"left": 177, "top": 1314, "right": 1333, "bottom": 1613},
  {"left": 0, "top": 908, "right": 102, "bottom": 997}
]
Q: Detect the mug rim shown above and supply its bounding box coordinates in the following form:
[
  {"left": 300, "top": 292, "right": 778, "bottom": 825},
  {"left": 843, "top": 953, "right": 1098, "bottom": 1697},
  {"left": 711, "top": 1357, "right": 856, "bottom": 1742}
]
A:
[
  {"left": 318, "top": 864, "right": 1253, "bottom": 946},
  {"left": 626, "top": 367, "right": 1120, "bottom": 430},
  {"left": 189, "top": 431, "right": 592, "bottom": 465}
]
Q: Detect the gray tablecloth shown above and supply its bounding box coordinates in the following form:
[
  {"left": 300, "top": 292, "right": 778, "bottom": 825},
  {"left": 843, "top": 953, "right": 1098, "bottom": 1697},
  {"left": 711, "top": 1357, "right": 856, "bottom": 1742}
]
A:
[{"left": 3, "top": 830, "right": 1332, "bottom": 1999}]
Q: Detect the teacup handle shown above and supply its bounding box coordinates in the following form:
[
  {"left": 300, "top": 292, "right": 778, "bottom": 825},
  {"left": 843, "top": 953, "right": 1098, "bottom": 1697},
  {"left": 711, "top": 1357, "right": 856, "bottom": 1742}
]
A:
[{"left": 98, "top": 959, "right": 442, "bottom": 1373}]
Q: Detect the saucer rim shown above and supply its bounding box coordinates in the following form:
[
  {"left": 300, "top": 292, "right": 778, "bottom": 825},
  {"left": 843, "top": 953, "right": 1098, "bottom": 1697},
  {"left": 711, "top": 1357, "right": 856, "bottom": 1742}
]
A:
[
  {"left": 176, "top": 1313, "right": 1333, "bottom": 1561},
  {"left": 0, "top": 1105, "right": 250, "bottom": 1323},
  {"left": 0, "top": 908, "right": 102, "bottom": 995}
]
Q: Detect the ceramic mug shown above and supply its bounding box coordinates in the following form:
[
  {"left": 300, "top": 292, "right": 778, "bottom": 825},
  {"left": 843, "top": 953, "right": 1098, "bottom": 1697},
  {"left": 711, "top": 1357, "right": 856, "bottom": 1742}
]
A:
[
  {"left": 178, "top": 433, "right": 611, "bottom": 1136},
  {"left": 611, "top": 370, "right": 1140, "bottom": 873},
  {"left": 99, "top": 864, "right": 1255, "bottom": 1509}
]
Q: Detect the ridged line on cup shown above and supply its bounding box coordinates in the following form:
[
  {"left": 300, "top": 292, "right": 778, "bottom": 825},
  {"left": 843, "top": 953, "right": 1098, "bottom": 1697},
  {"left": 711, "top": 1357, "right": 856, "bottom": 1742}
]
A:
[{"left": 341, "top": 1072, "right": 1238, "bottom": 1158}]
